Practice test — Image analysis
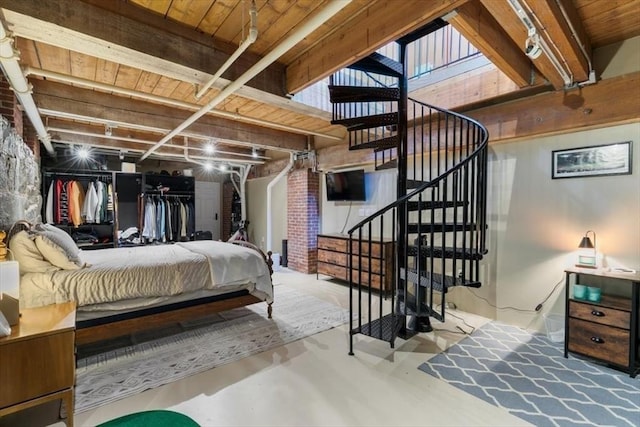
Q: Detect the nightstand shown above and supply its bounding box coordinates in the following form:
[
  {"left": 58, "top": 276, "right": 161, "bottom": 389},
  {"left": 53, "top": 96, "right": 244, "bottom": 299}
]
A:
[
  {"left": 0, "top": 302, "right": 76, "bottom": 426},
  {"left": 564, "top": 268, "right": 640, "bottom": 377}
]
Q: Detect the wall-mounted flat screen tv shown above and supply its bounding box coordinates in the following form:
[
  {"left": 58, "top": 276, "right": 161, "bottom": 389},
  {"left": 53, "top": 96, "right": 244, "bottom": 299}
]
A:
[{"left": 325, "top": 169, "right": 366, "bottom": 201}]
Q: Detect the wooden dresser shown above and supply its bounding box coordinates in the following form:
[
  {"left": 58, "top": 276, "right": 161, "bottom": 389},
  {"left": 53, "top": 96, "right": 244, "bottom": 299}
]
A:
[
  {"left": 0, "top": 302, "right": 76, "bottom": 426},
  {"left": 317, "top": 234, "right": 394, "bottom": 292},
  {"left": 564, "top": 268, "right": 639, "bottom": 377}
]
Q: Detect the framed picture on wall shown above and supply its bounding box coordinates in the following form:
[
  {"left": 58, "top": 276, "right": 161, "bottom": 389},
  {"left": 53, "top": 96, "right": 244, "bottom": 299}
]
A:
[{"left": 552, "top": 141, "right": 632, "bottom": 179}]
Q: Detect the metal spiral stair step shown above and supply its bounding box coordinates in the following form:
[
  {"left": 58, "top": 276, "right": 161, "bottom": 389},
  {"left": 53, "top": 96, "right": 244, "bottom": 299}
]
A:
[
  {"left": 407, "top": 222, "right": 486, "bottom": 233},
  {"left": 331, "top": 112, "right": 399, "bottom": 131},
  {"left": 406, "top": 200, "right": 467, "bottom": 211},
  {"left": 347, "top": 52, "right": 403, "bottom": 77},
  {"left": 407, "top": 244, "right": 484, "bottom": 261},
  {"left": 351, "top": 313, "right": 405, "bottom": 342},
  {"left": 328, "top": 86, "right": 400, "bottom": 103},
  {"left": 399, "top": 267, "right": 482, "bottom": 291},
  {"left": 350, "top": 135, "right": 398, "bottom": 151}
]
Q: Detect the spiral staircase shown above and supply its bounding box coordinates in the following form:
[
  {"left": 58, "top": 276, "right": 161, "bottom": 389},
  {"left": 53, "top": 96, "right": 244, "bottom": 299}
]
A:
[{"left": 328, "top": 24, "right": 489, "bottom": 353}]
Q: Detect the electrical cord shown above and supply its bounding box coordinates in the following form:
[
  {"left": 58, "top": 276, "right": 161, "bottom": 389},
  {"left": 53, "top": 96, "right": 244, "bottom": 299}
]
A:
[
  {"left": 465, "top": 276, "right": 565, "bottom": 313},
  {"left": 339, "top": 201, "right": 353, "bottom": 234}
]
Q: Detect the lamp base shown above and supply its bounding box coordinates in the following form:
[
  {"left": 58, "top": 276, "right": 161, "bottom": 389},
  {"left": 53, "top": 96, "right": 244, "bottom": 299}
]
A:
[
  {"left": 0, "top": 294, "right": 20, "bottom": 326},
  {"left": 575, "top": 263, "right": 597, "bottom": 269}
]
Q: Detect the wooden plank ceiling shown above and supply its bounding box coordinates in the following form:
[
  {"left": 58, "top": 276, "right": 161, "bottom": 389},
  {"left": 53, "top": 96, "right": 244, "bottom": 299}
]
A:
[{"left": 0, "top": 0, "right": 638, "bottom": 167}]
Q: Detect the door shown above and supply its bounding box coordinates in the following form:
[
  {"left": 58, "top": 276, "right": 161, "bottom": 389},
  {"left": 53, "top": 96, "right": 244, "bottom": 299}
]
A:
[{"left": 195, "top": 181, "right": 221, "bottom": 240}]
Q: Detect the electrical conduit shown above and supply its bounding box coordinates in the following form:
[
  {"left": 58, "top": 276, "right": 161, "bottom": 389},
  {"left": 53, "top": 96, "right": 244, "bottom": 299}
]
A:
[
  {"left": 140, "top": 0, "right": 352, "bottom": 162},
  {"left": 0, "top": 22, "right": 54, "bottom": 154},
  {"left": 266, "top": 152, "right": 294, "bottom": 251}
]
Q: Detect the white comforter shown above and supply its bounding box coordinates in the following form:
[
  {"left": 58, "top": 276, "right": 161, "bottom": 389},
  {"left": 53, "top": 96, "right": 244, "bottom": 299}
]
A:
[{"left": 20, "top": 241, "right": 273, "bottom": 309}]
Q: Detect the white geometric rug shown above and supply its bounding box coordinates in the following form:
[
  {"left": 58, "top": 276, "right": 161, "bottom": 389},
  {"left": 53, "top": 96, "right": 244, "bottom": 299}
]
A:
[
  {"left": 419, "top": 321, "right": 640, "bottom": 427},
  {"left": 75, "top": 286, "right": 349, "bottom": 413}
]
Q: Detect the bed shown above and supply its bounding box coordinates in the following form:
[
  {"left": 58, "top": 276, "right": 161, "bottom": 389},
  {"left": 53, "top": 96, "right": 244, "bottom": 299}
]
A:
[{"left": 6, "top": 221, "right": 274, "bottom": 345}]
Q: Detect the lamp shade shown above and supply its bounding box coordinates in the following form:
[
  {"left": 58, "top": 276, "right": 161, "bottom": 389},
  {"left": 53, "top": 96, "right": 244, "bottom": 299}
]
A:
[
  {"left": 0, "top": 260, "right": 19, "bottom": 298},
  {"left": 578, "top": 236, "right": 594, "bottom": 249}
]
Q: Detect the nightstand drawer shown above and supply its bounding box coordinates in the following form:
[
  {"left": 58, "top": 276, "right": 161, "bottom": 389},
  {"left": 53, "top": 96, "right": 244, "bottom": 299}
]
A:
[
  {"left": 568, "top": 318, "right": 629, "bottom": 367},
  {"left": 569, "top": 300, "right": 630, "bottom": 329},
  {"left": 0, "top": 330, "right": 75, "bottom": 408}
]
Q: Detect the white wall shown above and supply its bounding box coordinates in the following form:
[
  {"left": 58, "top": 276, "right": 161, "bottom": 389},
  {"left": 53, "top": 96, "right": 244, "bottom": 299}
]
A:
[
  {"left": 448, "top": 123, "right": 640, "bottom": 332},
  {"left": 320, "top": 168, "right": 397, "bottom": 235},
  {"left": 246, "top": 174, "right": 287, "bottom": 254}
]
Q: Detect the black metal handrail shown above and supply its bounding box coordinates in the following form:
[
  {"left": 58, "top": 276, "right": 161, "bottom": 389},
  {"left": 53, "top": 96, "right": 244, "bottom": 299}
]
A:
[{"left": 347, "top": 97, "right": 488, "bottom": 353}]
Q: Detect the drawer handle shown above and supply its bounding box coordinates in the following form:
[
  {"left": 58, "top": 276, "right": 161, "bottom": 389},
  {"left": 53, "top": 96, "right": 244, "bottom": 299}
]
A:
[
  {"left": 591, "top": 310, "right": 605, "bottom": 317},
  {"left": 590, "top": 336, "right": 605, "bottom": 344}
]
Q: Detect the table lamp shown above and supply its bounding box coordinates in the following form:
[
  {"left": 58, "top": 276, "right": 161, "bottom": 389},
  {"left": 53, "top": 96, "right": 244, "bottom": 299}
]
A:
[
  {"left": 0, "top": 260, "right": 20, "bottom": 325},
  {"left": 576, "top": 230, "right": 597, "bottom": 269}
]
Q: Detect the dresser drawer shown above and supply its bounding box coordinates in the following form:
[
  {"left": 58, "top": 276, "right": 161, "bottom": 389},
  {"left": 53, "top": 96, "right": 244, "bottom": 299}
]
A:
[
  {"left": 568, "top": 318, "right": 630, "bottom": 367},
  {"left": 317, "top": 262, "right": 384, "bottom": 290},
  {"left": 351, "top": 255, "right": 382, "bottom": 273},
  {"left": 318, "top": 236, "right": 347, "bottom": 252},
  {"left": 569, "top": 300, "right": 630, "bottom": 329},
  {"left": 318, "top": 249, "right": 347, "bottom": 265},
  {"left": 318, "top": 261, "right": 347, "bottom": 280}
]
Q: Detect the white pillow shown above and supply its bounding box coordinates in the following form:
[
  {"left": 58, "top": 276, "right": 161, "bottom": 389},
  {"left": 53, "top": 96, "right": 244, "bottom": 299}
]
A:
[
  {"left": 34, "top": 236, "right": 82, "bottom": 270},
  {"left": 33, "top": 223, "right": 82, "bottom": 266}
]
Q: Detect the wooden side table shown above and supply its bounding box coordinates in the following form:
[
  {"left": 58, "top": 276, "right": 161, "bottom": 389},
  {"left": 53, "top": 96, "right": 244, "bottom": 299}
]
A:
[{"left": 0, "top": 302, "right": 76, "bottom": 426}]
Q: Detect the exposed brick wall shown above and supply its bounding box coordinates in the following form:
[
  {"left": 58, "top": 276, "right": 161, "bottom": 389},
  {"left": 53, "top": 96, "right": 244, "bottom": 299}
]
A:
[
  {"left": 0, "top": 74, "right": 38, "bottom": 157},
  {"left": 286, "top": 168, "right": 319, "bottom": 273},
  {"left": 222, "top": 182, "right": 234, "bottom": 240},
  {"left": 0, "top": 77, "right": 18, "bottom": 133}
]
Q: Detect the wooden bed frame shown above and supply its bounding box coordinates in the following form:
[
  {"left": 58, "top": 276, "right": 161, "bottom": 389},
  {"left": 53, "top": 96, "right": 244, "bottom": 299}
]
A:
[{"left": 5, "top": 221, "right": 274, "bottom": 346}]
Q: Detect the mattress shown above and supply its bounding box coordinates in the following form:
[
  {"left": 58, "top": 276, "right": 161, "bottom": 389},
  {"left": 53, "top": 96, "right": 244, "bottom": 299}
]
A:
[{"left": 20, "top": 240, "right": 273, "bottom": 309}]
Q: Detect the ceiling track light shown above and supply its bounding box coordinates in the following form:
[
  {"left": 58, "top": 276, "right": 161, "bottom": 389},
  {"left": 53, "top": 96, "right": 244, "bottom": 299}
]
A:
[{"left": 507, "top": 0, "right": 573, "bottom": 87}]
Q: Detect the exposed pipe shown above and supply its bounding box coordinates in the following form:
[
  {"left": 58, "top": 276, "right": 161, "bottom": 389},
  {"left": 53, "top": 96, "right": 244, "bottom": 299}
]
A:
[
  {"left": 183, "top": 137, "right": 250, "bottom": 219},
  {"left": 0, "top": 22, "right": 54, "bottom": 154},
  {"left": 554, "top": 0, "right": 596, "bottom": 86},
  {"left": 266, "top": 152, "right": 294, "bottom": 251},
  {"left": 195, "top": 0, "right": 258, "bottom": 100},
  {"left": 47, "top": 125, "right": 266, "bottom": 163},
  {"left": 25, "top": 67, "right": 342, "bottom": 142},
  {"left": 140, "top": 0, "right": 352, "bottom": 162}
]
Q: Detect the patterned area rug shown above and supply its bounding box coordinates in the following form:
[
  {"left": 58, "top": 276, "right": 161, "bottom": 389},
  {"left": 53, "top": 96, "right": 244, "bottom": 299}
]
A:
[
  {"left": 418, "top": 322, "right": 640, "bottom": 427},
  {"left": 75, "top": 286, "right": 349, "bottom": 413}
]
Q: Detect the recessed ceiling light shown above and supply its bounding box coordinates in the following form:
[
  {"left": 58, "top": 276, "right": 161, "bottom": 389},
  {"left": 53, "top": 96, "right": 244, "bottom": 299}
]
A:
[
  {"left": 204, "top": 162, "right": 213, "bottom": 171},
  {"left": 205, "top": 143, "right": 216, "bottom": 154},
  {"left": 77, "top": 147, "right": 90, "bottom": 159}
]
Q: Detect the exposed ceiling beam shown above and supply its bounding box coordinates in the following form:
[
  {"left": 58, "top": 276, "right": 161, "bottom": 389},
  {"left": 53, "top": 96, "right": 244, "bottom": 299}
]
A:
[
  {"left": 24, "top": 67, "right": 342, "bottom": 141},
  {"left": 32, "top": 80, "right": 308, "bottom": 153},
  {"left": 522, "top": 0, "right": 591, "bottom": 82},
  {"left": 285, "top": 0, "right": 469, "bottom": 94},
  {"left": 468, "top": 71, "right": 640, "bottom": 142},
  {"left": 0, "top": 0, "right": 284, "bottom": 96},
  {"left": 448, "top": 1, "right": 540, "bottom": 88},
  {"left": 480, "top": 0, "right": 568, "bottom": 90}
]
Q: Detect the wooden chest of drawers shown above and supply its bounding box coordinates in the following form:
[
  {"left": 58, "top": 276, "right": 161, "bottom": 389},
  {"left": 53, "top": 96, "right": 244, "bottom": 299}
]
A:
[{"left": 317, "top": 234, "right": 394, "bottom": 292}]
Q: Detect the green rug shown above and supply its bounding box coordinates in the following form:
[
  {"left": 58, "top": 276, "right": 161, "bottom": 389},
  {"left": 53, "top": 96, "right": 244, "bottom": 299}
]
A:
[{"left": 97, "top": 410, "right": 199, "bottom": 427}]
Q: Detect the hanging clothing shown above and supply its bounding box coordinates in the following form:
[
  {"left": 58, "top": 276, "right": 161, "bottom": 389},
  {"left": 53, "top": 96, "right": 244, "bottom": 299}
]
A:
[
  {"left": 82, "top": 181, "right": 99, "bottom": 223},
  {"left": 45, "top": 181, "right": 54, "bottom": 224},
  {"left": 68, "top": 180, "right": 86, "bottom": 227},
  {"left": 94, "top": 180, "right": 105, "bottom": 224}
]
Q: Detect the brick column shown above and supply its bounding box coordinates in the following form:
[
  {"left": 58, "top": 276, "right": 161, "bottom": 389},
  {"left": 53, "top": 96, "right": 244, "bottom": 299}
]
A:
[{"left": 287, "top": 168, "right": 319, "bottom": 273}]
